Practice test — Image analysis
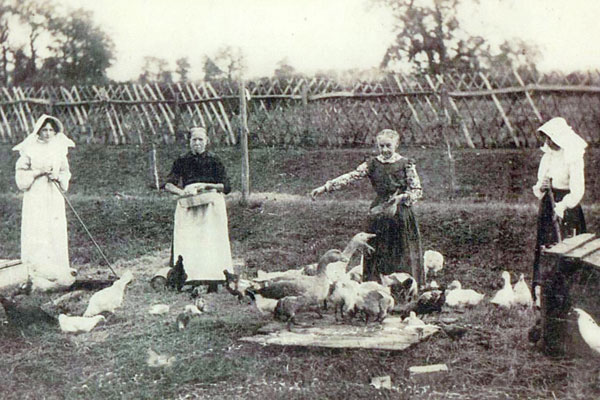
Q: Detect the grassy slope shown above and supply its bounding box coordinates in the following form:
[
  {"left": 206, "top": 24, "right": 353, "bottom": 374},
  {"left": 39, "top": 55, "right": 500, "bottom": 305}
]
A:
[{"left": 1, "top": 144, "right": 600, "bottom": 399}]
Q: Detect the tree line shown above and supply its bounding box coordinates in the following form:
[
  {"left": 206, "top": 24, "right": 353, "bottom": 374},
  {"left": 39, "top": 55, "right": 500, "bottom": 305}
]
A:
[{"left": 0, "top": 0, "right": 546, "bottom": 87}]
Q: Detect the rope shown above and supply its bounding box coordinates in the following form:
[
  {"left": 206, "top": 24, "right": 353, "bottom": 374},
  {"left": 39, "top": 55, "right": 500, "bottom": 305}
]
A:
[{"left": 52, "top": 180, "right": 118, "bottom": 278}]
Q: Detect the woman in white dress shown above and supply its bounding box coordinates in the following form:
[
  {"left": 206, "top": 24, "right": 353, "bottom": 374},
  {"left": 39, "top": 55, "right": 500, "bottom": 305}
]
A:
[
  {"left": 13, "top": 114, "right": 76, "bottom": 290},
  {"left": 165, "top": 127, "right": 233, "bottom": 293},
  {"left": 531, "top": 117, "right": 587, "bottom": 296}
]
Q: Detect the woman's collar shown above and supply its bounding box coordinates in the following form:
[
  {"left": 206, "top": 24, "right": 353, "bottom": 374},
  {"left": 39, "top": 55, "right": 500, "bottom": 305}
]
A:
[{"left": 376, "top": 153, "right": 402, "bottom": 163}]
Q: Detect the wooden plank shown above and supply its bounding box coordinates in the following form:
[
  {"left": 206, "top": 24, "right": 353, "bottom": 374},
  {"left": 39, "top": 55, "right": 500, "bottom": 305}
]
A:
[
  {"left": 543, "top": 233, "right": 596, "bottom": 254},
  {"left": 563, "top": 239, "right": 600, "bottom": 259}
]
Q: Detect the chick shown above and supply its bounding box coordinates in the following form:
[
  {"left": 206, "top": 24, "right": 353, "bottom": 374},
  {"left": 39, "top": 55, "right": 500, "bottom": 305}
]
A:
[
  {"left": 58, "top": 314, "right": 105, "bottom": 334},
  {"left": 83, "top": 270, "right": 134, "bottom": 317}
]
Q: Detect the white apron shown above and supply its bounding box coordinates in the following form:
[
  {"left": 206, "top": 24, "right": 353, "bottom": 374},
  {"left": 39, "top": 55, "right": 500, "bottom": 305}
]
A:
[{"left": 172, "top": 191, "right": 233, "bottom": 281}]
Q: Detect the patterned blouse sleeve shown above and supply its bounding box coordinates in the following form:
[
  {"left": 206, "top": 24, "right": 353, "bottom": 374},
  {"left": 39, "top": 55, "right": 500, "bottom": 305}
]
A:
[
  {"left": 323, "top": 161, "right": 369, "bottom": 192},
  {"left": 401, "top": 160, "right": 423, "bottom": 206}
]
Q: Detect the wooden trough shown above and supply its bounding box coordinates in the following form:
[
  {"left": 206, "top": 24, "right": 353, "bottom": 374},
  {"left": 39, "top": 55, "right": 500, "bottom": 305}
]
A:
[
  {"left": 539, "top": 233, "right": 600, "bottom": 357},
  {"left": 240, "top": 316, "right": 439, "bottom": 351}
]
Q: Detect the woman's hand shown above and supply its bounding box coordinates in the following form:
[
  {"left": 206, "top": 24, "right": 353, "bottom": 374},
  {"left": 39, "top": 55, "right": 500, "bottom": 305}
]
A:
[
  {"left": 539, "top": 177, "right": 551, "bottom": 192},
  {"left": 183, "top": 186, "right": 198, "bottom": 196},
  {"left": 310, "top": 186, "right": 326, "bottom": 200},
  {"left": 34, "top": 166, "right": 52, "bottom": 179}
]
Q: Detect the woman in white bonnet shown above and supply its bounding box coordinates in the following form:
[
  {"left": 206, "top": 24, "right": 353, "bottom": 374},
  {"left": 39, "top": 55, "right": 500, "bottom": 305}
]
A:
[
  {"left": 531, "top": 117, "right": 587, "bottom": 295},
  {"left": 13, "top": 114, "right": 76, "bottom": 290}
]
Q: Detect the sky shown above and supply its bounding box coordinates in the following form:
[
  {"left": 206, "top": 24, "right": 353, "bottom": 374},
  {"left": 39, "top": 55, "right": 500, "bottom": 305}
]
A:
[{"left": 52, "top": 0, "right": 600, "bottom": 81}]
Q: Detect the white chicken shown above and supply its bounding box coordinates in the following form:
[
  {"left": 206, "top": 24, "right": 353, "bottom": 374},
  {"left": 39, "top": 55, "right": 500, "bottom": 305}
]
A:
[
  {"left": 444, "top": 280, "right": 485, "bottom": 307},
  {"left": 83, "top": 270, "right": 134, "bottom": 317},
  {"left": 490, "top": 271, "right": 515, "bottom": 308},
  {"left": 58, "top": 314, "right": 105, "bottom": 333},
  {"left": 404, "top": 311, "right": 425, "bottom": 326},
  {"left": 423, "top": 250, "right": 444, "bottom": 280},
  {"left": 573, "top": 308, "right": 600, "bottom": 355},
  {"left": 513, "top": 274, "right": 533, "bottom": 308}
]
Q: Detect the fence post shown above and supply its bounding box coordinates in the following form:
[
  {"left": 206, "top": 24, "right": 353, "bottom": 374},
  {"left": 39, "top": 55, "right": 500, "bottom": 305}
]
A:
[{"left": 239, "top": 78, "right": 250, "bottom": 204}]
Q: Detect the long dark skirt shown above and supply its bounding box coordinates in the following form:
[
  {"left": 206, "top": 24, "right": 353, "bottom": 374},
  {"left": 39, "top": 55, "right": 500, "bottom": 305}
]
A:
[
  {"left": 532, "top": 189, "right": 586, "bottom": 290},
  {"left": 363, "top": 205, "right": 424, "bottom": 287}
]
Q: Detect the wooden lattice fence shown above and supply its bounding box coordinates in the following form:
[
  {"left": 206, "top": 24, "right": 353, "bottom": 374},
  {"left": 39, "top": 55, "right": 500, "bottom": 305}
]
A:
[{"left": 0, "top": 69, "right": 599, "bottom": 148}]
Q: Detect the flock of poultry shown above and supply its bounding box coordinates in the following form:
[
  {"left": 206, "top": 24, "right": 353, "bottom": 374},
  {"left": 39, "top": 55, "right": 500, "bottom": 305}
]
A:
[
  {"left": 221, "top": 231, "right": 600, "bottom": 356},
  {"left": 1, "top": 230, "right": 600, "bottom": 359}
]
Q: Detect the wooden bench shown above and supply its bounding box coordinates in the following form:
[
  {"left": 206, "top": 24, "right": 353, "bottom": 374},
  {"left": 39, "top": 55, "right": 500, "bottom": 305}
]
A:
[{"left": 540, "top": 233, "right": 600, "bottom": 357}]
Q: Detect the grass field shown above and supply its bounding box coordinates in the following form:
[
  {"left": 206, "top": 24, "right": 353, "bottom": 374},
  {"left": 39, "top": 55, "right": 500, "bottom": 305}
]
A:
[{"left": 1, "top": 143, "right": 600, "bottom": 399}]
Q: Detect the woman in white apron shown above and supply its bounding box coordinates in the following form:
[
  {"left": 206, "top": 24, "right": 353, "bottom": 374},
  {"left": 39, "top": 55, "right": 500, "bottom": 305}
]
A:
[
  {"left": 165, "top": 127, "right": 233, "bottom": 293},
  {"left": 13, "top": 114, "right": 76, "bottom": 291}
]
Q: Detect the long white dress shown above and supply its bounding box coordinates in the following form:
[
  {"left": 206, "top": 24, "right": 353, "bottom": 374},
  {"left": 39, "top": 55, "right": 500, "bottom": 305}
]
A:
[{"left": 14, "top": 128, "right": 76, "bottom": 289}]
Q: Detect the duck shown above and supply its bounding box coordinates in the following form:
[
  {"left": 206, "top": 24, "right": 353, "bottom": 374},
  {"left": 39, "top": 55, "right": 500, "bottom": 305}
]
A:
[
  {"left": 58, "top": 314, "right": 105, "bottom": 333},
  {"left": 83, "top": 270, "right": 134, "bottom": 316},
  {"left": 423, "top": 250, "right": 444, "bottom": 280},
  {"left": 247, "top": 249, "right": 348, "bottom": 307},
  {"left": 572, "top": 308, "right": 600, "bottom": 355},
  {"left": 490, "top": 271, "right": 515, "bottom": 309},
  {"left": 444, "top": 280, "right": 485, "bottom": 307},
  {"left": 513, "top": 274, "right": 533, "bottom": 308}
]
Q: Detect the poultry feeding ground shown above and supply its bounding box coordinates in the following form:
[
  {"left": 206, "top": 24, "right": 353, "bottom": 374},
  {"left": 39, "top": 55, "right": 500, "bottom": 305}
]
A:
[{"left": 240, "top": 315, "right": 439, "bottom": 350}]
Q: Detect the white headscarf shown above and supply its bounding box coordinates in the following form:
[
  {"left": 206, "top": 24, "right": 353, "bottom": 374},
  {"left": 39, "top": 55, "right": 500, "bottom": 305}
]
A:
[
  {"left": 12, "top": 114, "right": 75, "bottom": 156},
  {"left": 537, "top": 117, "right": 587, "bottom": 162}
]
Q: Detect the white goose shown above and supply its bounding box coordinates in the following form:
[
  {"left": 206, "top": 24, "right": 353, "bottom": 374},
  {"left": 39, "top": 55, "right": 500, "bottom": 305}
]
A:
[
  {"left": 444, "top": 280, "right": 485, "bottom": 307},
  {"left": 490, "top": 271, "right": 515, "bottom": 308},
  {"left": 304, "top": 232, "right": 375, "bottom": 282},
  {"left": 573, "top": 308, "right": 600, "bottom": 355},
  {"left": 513, "top": 274, "right": 533, "bottom": 308}
]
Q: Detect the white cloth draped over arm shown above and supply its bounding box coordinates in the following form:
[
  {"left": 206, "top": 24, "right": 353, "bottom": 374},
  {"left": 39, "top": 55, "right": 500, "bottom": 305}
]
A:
[
  {"left": 15, "top": 154, "right": 36, "bottom": 191},
  {"left": 323, "top": 161, "right": 368, "bottom": 192}
]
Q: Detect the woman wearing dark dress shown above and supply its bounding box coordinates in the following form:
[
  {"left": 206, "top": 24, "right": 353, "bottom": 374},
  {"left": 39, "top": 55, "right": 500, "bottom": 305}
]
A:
[
  {"left": 531, "top": 117, "right": 587, "bottom": 299},
  {"left": 165, "top": 127, "right": 233, "bottom": 293},
  {"left": 311, "top": 129, "right": 424, "bottom": 287}
]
